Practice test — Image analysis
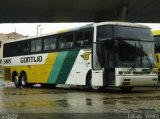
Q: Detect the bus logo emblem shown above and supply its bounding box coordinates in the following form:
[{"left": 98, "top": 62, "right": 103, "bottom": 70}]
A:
[{"left": 81, "top": 52, "right": 91, "bottom": 61}]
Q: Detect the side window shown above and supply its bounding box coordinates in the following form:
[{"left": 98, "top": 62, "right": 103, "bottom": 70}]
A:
[
  {"left": 84, "top": 30, "right": 93, "bottom": 46},
  {"left": 36, "top": 39, "right": 42, "bottom": 52},
  {"left": 12, "top": 42, "right": 20, "bottom": 56},
  {"left": 31, "top": 40, "right": 36, "bottom": 52},
  {"left": 44, "top": 36, "right": 57, "bottom": 51},
  {"left": 4, "top": 41, "right": 30, "bottom": 57},
  {"left": 44, "top": 38, "right": 50, "bottom": 51},
  {"left": 18, "top": 40, "right": 30, "bottom": 55},
  {"left": 59, "top": 33, "right": 73, "bottom": 49},
  {"left": 23, "top": 40, "right": 30, "bottom": 54},
  {"left": 59, "top": 35, "right": 66, "bottom": 49},
  {"left": 31, "top": 39, "right": 42, "bottom": 52},
  {"left": 3, "top": 44, "right": 11, "bottom": 57},
  {"left": 50, "top": 37, "right": 57, "bottom": 50},
  {"left": 75, "top": 32, "right": 83, "bottom": 47},
  {"left": 66, "top": 34, "right": 73, "bottom": 48}
]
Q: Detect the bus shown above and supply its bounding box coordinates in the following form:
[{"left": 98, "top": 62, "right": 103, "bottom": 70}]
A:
[
  {"left": 152, "top": 30, "right": 160, "bottom": 78},
  {"left": 2, "top": 22, "right": 158, "bottom": 91}
]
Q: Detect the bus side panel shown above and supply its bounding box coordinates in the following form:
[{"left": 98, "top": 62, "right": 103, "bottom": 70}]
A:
[
  {"left": 2, "top": 66, "right": 30, "bottom": 82},
  {"left": 28, "top": 52, "right": 58, "bottom": 83},
  {"left": 47, "top": 51, "right": 68, "bottom": 84},
  {"left": 2, "top": 53, "right": 58, "bottom": 84},
  {"left": 47, "top": 50, "right": 80, "bottom": 84},
  {"left": 65, "top": 49, "right": 91, "bottom": 85},
  {"left": 55, "top": 50, "right": 80, "bottom": 84}
]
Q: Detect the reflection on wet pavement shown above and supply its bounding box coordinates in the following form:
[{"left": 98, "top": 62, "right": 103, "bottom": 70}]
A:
[{"left": 0, "top": 79, "right": 160, "bottom": 116}]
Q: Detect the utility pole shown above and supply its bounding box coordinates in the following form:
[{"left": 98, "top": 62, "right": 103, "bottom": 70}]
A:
[{"left": 37, "top": 25, "right": 41, "bottom": 35}]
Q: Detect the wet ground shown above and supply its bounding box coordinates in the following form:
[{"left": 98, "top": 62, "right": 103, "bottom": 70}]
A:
[{"left": 0, "top": 79, "right": 160, "bottom": 119}]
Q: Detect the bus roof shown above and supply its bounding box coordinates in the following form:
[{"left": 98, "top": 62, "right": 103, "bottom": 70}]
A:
[
  {"left": 97, "top": 22, "right": 150, "bottom": 29},
  {"left": 3, "top": 22, "right": 150, "bottom": 44}
]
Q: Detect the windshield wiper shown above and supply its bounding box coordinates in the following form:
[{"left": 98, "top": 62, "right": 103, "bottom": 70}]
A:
[{"left": 141, "top": 44, "right": 153, "bottom": 70}]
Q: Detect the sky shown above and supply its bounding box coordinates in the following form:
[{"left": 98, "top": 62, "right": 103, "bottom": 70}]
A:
[
  {"left": 0, "top": 23, "right": 159, "bottom": 37},
  {"left": 0, "top": 23, "right": 91, "bottom": 37}
]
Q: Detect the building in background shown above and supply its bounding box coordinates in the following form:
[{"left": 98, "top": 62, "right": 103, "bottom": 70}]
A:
[
  {"left": 0, "top": 32, "right": 27, "bottom": 77},
  {"left": 0, "top": 32, "right": 27, "bottom": 61}
]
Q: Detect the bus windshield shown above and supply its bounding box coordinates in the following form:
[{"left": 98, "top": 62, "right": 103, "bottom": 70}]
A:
[
  {"left": 117, "top": 40, "right": 156, "bottom": 68},
  {"left": 97, "top": 25, "right": 156, "bottom": 68}
]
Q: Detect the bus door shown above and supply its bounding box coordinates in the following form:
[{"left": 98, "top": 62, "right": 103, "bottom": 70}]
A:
[
  {"left": 103, "top": 41, "right": 115, "bottom": 86},
  {"left": 92, "top": 40, "right": 116, "bottom": 86}
]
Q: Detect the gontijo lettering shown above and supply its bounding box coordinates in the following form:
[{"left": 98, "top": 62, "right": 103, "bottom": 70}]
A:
[{"left": 20, "top": 56, "right": 42, "bottom": 63}]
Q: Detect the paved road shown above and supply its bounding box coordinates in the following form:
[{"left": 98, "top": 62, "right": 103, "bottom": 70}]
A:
[{"left": 0, "top": 79, "right": 160, "bottom": 119}]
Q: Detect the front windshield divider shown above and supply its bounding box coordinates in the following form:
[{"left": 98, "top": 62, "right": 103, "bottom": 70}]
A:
[{"left": 131, "top": 43, "right": 138, "bottom": 70}]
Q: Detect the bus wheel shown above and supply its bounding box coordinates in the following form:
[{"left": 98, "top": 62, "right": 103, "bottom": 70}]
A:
[
  {"left": 120, "top": 87, "right": 133, "bottom": 92},
  {"left": 87, "top": 73, "right": 105, "bottom": 91},
  {"left": 13, "top": 75, "right": 21, "bottom": 88},
  {"left": 20, "top": 73, "right": 30, "bottom": 88}
]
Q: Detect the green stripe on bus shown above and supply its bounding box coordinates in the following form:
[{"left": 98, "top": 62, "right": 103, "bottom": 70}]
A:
[
  {"left": 47, "top": 52, "right": 68, "bottom": 84},
  {"left": 55, "top": 50, "right": 80, "bottom": 84}
]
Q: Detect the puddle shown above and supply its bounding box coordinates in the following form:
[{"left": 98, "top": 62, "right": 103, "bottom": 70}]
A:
[
  {"left": 86, "top": 98, "right": 92, "bottom": 106},
  {"left": 52, "top": 99, "right": 69, "bottom": 108}
]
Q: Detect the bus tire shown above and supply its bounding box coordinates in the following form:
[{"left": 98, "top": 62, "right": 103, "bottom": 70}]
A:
[
  {"left": 20, "top": 72, "right": 32, "bottom": 88},
  {"left": 87, "top": 73, "right": 105, "bottom": 91},
  {"left": 120, "top": 87, "right": 133, "bottom": 92},
  {"left": 13, "top": 75, "right": 21, "bottom": 88}
]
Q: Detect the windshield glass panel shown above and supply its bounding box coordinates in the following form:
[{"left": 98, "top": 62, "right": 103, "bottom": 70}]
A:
[
  {"left": 141, "top": 42, "right": 156, "bottom": 67},
  {"left": 97, "top": 25, "right": 113, "bottom": 41},
  {"left": 97, "top": 25, "right": 154, "bottom": 41},
  {"left": 118, "top": 40, "right": 156, "bottom": 68},
  {"left": 118, "top": 40, "right": 140, "bottom": 67},
  {"left": 114, "top": 26, "right": 153, "bottom": 41}
]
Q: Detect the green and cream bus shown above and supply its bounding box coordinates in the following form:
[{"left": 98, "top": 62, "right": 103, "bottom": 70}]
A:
[{"left": 2, "top": 22, "right": 158, "bottom": 91}]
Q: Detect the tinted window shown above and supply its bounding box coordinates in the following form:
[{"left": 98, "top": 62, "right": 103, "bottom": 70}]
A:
[
  {"left": 31, "top": 39, "right": 42, "bottom": 52},
  {"left": 75, "top": 29, "right": 93, "bottom": 47},
  {"left": 58, "top": 33, "right": 73, "bottom": 49},
  {"left": 44, "top": 36, "right": 57, "bottom": 51},
  {"left": 3, "top": 44, "right": 11, "bottom": 57},
  {"left": 114, "top": 26, "right": 153, "bottom": 40},
  {"left": 31, "top": 40, "right": 36, "bottom": 52},
  {"left": 21, "top": 40, "right": 30, "bottom": 54},
  {"left": 3, "top": 40, "right": 30, "bottom": 57},
  {"left": 75, "top": 31, "right": 84, "bottom": 47},
  {"left": 97, "top": 25, "right": 113, "bottom": 40},
  {"left": 36, "top": 39, "right": 42, "bottom": 52},
  {"left": 44, "top": 38, "right": 50, "bottom": 51},
  {"left": 50, "top": 37, "right": 57, "bottom": 50},
  {"left": 84, "top": 30, "right": 93, "bottom": 45}
]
